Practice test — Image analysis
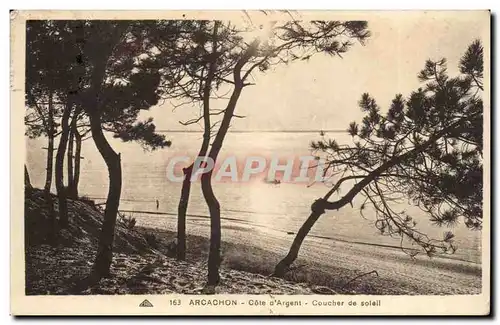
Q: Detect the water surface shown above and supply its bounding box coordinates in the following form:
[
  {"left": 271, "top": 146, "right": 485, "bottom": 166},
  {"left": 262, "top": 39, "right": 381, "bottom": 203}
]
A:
[{"left": 26, "top": 132, "right": 481, "bottom": 264}]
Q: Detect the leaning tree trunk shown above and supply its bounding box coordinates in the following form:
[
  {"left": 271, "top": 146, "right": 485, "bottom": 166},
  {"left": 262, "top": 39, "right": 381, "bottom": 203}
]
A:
[
  {"left": 273, "top": 208, "right": 325, "bottom": 277},
  {"left": 89, "top": 111, "right": 123, "bottom": 279},
  {"left": 55, "top": 101, "right": 72, "bottom": 229},
  {"left": 70, "top": 128, "right": 82, "bottom": 199}
]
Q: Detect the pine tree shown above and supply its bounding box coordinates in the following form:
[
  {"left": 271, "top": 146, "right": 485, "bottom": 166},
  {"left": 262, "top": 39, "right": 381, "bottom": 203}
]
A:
[
  {"left": 25, "top": 20, "right": 173, "bottom": 275},
  {"left": 274, "top": 40, "right": 484, "bottom": 276},
  {"left": 167, "top": 18, "right": 371, "bottom": 285}
]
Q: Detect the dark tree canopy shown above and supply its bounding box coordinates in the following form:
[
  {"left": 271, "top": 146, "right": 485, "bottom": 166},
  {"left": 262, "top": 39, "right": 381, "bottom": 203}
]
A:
[{"left": 25, "top": 20, "right": 172, "bottom": 151}]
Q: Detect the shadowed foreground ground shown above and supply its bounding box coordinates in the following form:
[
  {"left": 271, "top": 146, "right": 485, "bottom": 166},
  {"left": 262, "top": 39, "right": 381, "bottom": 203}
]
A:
[{"left": 24, "top": 189, "right": 322, "bottom": 295}]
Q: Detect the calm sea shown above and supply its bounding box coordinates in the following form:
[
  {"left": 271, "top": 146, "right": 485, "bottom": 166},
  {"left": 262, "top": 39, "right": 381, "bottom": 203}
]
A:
[{"left": 26, "top": 131, "right": 481, "bottom": 263}]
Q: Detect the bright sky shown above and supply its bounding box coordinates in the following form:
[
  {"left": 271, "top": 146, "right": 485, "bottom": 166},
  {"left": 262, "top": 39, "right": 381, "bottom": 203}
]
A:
[{"left": 143, "top": 11, "right": 489, "bottom": 133}]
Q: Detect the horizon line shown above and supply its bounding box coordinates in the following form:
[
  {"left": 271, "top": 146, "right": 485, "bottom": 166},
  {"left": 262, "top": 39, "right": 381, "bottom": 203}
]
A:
[{"left": 155, "top": 129, "right": 348, "bottom": 134}]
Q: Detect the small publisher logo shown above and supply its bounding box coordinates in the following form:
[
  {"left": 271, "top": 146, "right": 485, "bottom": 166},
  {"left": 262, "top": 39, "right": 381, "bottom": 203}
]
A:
[{"left": 139, "top": 299, "right": 154, "bottom": 307}]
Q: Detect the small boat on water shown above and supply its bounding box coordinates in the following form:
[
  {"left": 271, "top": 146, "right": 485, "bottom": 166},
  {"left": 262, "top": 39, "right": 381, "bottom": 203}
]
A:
[{"left": 263, "top": 178, "right": 281, "bottom": 185}]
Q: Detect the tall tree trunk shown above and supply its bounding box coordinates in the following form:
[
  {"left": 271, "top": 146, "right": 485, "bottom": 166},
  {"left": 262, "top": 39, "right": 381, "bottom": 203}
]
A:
[
  {"left": 176, "top": 120, "right": 212, "bottom": 262},
  {"left": 273, "top": 119, "right": 467, "bottom": 276},
  {"left": 176, "top": 140, "right": 210, "bottom": 261},
  {"left": 27, "top": 89, "right": 56, "bottom": 241},
  {"left": 197, "top": 21, "right": 242, "bottom": 285},
  {"left": 71, "top": 128, "right": 82, "bottom": 198},
  {"left": 176, "top": 165, "right": 192, "bottom": 261},
  {"left": 76, "top": 20, "right": 128, "bottom": 279},
  {"left": 201, "top": 171, "right": 222, "bottom": 285},
  {"left": 45, "top": 90, "right": 57, "bottom": 244},
  {"left": 55, "top": 101, "right": 72, "bottom": 229},
  {"left": 176, "top": 22, "right": 218, "bottom": 262},
  {"left": 202, "top": 83, "right": 244, "bottom": 286},
  {"left": 67, "top": 124, "right": 74, "bottom": 196},
  {"left": 25, "top": 164, "right": 33, "bottom": 191},
  {"left": 44, "top": 91, "right": 55, "bottom": 192},
  {"left": 89, "top": 111, "right": 122, "bottom": 279},
  {"left": 44, "top": 136, "right": 54, "bottom": 193},
  {"left": 67, "top": 107, "right": 81, "bottom": 199},
  {"left": 199, "top": 33, "right": 254, "bottom": 285}
]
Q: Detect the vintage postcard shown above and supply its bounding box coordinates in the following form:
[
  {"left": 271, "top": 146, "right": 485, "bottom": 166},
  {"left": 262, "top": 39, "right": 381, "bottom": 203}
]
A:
[{"left": 11, "top": 10, "right": 490, "bottom": 316}]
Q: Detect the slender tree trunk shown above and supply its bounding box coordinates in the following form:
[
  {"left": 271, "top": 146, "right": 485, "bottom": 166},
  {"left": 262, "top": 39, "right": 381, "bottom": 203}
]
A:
[
  {"left": 176, "top": 22, "right": 219, "bottom": 262},
  {"left": 75, "top": 21, "right": 128, "bottom": 279},
  {"left": 197, "top": 21, "right": 244, "bottom": 286},
  {"left": 67, "top": 107, "right": 81, "bottom": 199},
  {"left": 44, "top": 136, "right": 54, "bottom": 193},
  {"left": 25, "top": 164, "right": 33, "bottom": 191},
  {"left": 44, "top": 92, "right": 55, "bottom": 192},
  {"left": 55, "top": 101, "right": 72, "bottom": 228},
  {"left": 67, "top": 124, "right": 74, "bottom": 196},
  {"left": 176, "top": 165, "right": 192, "bottom": 260},
  {"left": 177, "top": 141, "right": 211, "bottom": 261},
  {"left": 71, "top": 128, "right": 82, "bottom": 198},
  {"left": 199, "top": 45, "right": 250, "bottom": 284},
  {"left": 89, "top": 111, "right": 122, "bottom": 279},
  {"left": 201, "top": 85, "right": 244, "bottom": 285},
  {"left": 201, "top": 171, "right": 222, "bottom": 285}
]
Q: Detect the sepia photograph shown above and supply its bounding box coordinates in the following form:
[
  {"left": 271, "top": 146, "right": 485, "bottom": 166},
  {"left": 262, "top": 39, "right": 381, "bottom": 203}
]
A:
[{"left": 11, "top": 10, "right": 490, "bottom": 315}]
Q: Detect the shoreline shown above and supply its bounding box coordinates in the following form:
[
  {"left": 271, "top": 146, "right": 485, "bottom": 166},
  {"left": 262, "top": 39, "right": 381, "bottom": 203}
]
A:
[
  {"left": 121, "top": 208, "right": 481, "bottom": 266},
  {"left": 24, "top": 189, "right": 316, "bottom": 295},
  {"left": 133, "top": 214, "right": 482, "bottom": 295},
  {"left": 24, "top": 189, "right": 482, "bottom": 295}
]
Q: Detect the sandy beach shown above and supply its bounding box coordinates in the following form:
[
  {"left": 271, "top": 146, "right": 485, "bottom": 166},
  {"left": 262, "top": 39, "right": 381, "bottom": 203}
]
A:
[
  {"left": 25, "top": 189, "right": 481, "bottom": 296},
  {"left": 24, "top": 190, "right": 317, "bottom": 295},
  {"left": 132, "top": 212, "right": 482, "bottom": 295}
]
